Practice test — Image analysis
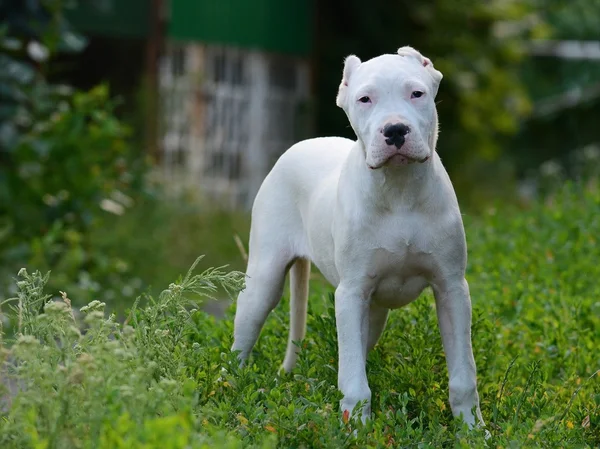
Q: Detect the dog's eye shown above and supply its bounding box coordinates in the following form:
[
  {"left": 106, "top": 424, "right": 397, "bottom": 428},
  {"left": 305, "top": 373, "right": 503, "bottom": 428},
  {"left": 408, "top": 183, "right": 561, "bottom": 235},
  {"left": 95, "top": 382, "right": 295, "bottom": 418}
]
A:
[
  {"left": 411, "top": 91, "right": 424, "bottom": 99},
  {"left": 358, "top": 96, "right": 371, "bottom": 103}
]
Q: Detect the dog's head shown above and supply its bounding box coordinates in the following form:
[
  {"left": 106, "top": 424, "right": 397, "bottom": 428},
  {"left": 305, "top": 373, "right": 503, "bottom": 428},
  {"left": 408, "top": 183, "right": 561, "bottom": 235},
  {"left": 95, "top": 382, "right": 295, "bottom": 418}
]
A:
[{"left": 336, "top": 47, "right": 443, "bottom": 169}]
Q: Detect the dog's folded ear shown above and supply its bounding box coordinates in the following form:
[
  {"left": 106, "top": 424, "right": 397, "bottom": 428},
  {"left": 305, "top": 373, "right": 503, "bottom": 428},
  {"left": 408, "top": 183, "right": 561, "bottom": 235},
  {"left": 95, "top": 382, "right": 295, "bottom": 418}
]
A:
[
  {"left": 336, "top": 55, "right": 361, "bottom": 108},
  {"left": 397, "top": 46, "right": 443, "bottom": 96}
]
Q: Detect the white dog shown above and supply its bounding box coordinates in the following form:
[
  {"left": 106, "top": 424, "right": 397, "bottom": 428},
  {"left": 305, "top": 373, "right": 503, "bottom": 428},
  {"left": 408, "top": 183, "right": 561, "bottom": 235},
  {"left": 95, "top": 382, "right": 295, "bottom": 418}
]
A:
[{"left": 231, "top": 47, "right": 484, "bottom": 427}]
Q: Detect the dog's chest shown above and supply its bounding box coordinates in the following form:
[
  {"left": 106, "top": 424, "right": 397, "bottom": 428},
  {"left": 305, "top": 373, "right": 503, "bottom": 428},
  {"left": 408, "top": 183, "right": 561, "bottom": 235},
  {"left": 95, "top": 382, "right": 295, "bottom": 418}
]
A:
[
  {"left": 363, "top": 216, "right": 440, "bottom": 308},
  {"left": 367, "top": 244, "right": 431, "bottom": 308},
  {"left": 372, "top": 274, "right": 429, "bottom": 308}
]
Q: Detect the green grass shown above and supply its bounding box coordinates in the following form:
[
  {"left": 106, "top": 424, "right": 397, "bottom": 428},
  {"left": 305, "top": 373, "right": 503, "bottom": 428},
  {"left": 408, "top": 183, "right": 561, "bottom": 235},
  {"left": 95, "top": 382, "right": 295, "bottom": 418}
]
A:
[
  {"left": 1, "top": 181, "right": 599, "bottom": 448},
  {"left": 56, "top": 194, "right": 251, "bottom": 316}
]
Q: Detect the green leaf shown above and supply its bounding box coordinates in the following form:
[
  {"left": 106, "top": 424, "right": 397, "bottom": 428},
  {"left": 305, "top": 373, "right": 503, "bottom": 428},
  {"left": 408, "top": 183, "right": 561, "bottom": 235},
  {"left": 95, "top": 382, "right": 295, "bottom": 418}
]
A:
[
  {"left": 57, "top": 30, "right": 87, "bottom": 53},
  {"left": 0, "top": 55, "right": 35, "bottom": 84}
]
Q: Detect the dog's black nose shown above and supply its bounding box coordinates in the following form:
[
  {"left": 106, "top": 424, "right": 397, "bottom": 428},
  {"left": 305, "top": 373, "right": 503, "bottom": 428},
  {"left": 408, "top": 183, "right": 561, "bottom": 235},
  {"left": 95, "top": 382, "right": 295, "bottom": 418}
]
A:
[{"left": 383, "top": 123, "right": 410, "bottom": 148}]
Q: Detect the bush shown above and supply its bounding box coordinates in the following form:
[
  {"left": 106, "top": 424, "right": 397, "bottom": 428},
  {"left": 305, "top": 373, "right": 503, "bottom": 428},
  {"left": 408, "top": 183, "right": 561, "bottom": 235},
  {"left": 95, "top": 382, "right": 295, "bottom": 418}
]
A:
[
  {"left": 0, "top": 1, "right": 149, "bottom": 305},
  {"left": 0, "top": 82, "right": 148, "bottom": 304}
]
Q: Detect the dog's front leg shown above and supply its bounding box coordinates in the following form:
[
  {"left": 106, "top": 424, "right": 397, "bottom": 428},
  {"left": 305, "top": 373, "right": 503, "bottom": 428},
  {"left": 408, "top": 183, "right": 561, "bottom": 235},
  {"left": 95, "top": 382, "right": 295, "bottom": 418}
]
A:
[
  {"left": 433, "top": 278, "right": 484, "bottom": 428},
  {"left": 335, "top": 284, "right": 371, "bottom": 423}
]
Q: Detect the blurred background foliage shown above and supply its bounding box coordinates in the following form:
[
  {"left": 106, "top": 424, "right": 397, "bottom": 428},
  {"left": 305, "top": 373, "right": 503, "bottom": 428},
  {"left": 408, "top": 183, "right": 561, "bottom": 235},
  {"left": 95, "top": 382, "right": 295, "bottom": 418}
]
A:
[
  {"left": 318, "top": 0, "right": 538, "bottom": 169},
  {"left": 1, "top": 0, "right": 600, "bottom": 311},
  {"left": 316, "top": 0, "right": 600, "bottom": 203},
  {"left": 0, "top": 0, "right": 248, "bottom": 312},
  {"left": 0, "top": 0, "right": 144, "bottom": 307}
]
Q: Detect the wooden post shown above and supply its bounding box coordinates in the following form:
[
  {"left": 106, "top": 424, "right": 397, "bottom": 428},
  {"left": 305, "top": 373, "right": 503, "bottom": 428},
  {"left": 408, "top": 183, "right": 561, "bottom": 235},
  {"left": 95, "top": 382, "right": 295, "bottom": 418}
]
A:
[{"left": 145, "top": 0, "right": 165, "bottom": 162}]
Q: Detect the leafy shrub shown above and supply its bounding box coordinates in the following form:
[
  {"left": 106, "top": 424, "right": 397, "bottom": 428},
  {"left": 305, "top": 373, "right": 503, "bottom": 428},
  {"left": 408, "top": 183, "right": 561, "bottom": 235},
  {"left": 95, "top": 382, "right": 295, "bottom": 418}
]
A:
[
  {"left": 0, "top": 0, "right": 87, "bottom": 152},
  {"left": 0, "top": 1, "right": 148, "bottom": 305},
  {"left": 0, "top": 83, "right": 147, "bottom": 302},
  {"left": 0, "top": 82, "right": 148, "bottom": 303}
]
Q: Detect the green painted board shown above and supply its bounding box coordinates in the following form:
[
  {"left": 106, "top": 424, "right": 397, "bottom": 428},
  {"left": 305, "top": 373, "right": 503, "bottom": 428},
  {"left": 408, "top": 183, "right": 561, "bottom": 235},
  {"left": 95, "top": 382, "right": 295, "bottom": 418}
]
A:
[
  {"left": 67, "top": 0, "right": 313, "bottom": 55},
  {"left": 168, "top": 0, "right": 313, "bottom": 56},
  {"left": 66, "top": 0, "right": 150, "bottom": 39}
]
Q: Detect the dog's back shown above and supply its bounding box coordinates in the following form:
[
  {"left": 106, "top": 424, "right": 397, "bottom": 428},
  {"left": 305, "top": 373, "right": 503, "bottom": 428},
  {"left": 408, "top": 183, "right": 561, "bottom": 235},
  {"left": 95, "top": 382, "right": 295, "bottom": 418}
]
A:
[
  {"left": 259, "top": 136, "right": 354, "bottom": 202},
  {"left": 248, "top": 136, "right": 352, "bottom": 251}
]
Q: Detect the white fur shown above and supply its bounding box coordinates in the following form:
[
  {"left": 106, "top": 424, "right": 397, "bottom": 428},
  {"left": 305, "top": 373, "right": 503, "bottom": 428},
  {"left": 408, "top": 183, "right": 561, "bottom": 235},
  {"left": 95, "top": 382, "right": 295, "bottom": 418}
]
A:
[{"left": 231, "top": 47, "right": 484, "bottom": 427}]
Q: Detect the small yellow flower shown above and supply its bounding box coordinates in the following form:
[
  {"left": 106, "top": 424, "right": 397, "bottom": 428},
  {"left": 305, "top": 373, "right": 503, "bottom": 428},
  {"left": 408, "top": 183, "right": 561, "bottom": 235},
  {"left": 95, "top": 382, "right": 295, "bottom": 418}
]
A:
[
  {"left": 566, "top": 420, "right": 574, "bottom": 429},
  {"left": 435, "top": 398, "right": 446, "bottom": 411}
]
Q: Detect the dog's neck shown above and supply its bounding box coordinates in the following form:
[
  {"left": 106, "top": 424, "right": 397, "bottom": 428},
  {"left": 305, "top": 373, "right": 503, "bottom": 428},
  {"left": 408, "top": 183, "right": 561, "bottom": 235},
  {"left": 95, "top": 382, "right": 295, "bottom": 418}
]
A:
[{"left": 344, "top": 142, "right": 437, "bottom": 211}]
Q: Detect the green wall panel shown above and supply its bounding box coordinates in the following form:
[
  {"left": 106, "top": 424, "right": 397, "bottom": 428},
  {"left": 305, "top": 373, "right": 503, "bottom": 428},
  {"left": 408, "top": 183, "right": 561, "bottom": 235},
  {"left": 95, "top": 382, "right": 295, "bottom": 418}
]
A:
[
  {"left": 168, "top": 0, "right": 313, "bottom": 56},
  {"left": 67, "top": 0, "right": 313, "bottom": 55},
  {"left": 66, "top": 0, "right": 150, "bottom": 39}
]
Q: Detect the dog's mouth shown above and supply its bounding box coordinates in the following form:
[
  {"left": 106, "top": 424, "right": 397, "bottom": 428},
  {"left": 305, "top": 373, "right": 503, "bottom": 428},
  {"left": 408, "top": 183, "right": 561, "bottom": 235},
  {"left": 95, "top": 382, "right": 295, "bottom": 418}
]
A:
[{"left": 367, "top": 153, "right": 430, "bottom": 170}]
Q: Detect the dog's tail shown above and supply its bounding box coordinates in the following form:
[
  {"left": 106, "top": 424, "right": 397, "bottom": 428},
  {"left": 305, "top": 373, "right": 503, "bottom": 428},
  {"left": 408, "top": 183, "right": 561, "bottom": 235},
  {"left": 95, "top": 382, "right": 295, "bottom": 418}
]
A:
[{"left": 281, "top": 258, "right": 310, "bottom": 373}]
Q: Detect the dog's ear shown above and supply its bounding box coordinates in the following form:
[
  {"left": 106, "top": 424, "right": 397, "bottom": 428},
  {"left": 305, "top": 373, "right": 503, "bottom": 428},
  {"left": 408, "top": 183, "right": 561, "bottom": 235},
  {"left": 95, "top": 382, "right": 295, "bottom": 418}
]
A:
[
  {"left": 336, "top": 55, "right": 361, "bottom": 108},
  {"left": 397, "top": 46, "right": 443, "bottom": 96}
]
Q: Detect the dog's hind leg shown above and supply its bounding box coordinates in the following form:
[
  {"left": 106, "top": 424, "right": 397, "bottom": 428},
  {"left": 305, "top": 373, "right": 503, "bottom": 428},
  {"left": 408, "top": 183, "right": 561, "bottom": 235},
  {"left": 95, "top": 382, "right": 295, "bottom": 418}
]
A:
[
  {"left": 281, "top": 257, "right": 311, "bottom": 373},
  {"left": 367, "top": 305, "right": 389, "bottom": 353},
  {"left": 231, "top": 163, "right": 307, "bottom": 366},
  {"left": 231, "top": 254, "right": 290, "bottom": 364}
]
